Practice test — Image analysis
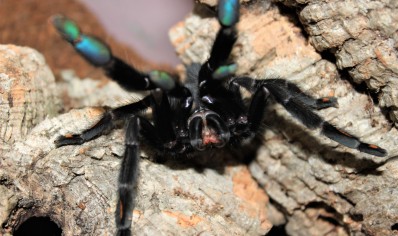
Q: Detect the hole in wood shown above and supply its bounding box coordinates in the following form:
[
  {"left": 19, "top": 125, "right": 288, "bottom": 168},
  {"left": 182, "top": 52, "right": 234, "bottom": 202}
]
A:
[
  {"left": 266, "top": 224, "right": 288, "bottom": 236},
  {"left": 14, "top": 216, "right": 62, "bottom": 236}
]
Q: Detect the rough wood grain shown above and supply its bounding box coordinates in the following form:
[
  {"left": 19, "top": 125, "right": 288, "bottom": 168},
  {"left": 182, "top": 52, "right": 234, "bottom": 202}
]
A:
[
  {"left": 170, "top": 1, "right": 398, "bottom": 235},
  {"left": 1, "top": 0, "right": 397, "bottom": 235},
  {"left": 273, "top": 0, "right": 398, "bottom": 126},
  {"left": 0, "top": 45, "right": 271, "bottom": 235}
]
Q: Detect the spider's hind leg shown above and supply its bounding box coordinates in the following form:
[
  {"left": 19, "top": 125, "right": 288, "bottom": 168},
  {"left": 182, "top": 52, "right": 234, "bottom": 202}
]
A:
[
  {"left": 265, "top": 79, "right": 339, "bottom": 110},
  {"left": 233, "top": 77, "right": 387, "bottom": 157},
  {"left": 261, "top": 79, "right": 387, "bottom": 157}
]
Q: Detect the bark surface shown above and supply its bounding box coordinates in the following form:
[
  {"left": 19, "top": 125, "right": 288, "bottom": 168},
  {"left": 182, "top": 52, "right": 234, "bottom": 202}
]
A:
[
  {"left": 0, "top": 45, "right": 270, "bottom": 235},
  {"left": 1, "top": 0, "right": 398, "bottom": 235},
  {"left": 170, "top": 1, "right": 398, "bottom": 235}
]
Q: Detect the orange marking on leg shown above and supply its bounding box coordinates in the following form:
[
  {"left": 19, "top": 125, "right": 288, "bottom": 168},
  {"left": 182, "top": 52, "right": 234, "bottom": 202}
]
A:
[
  {"left": 119, "top": 200, "right": 124, "bottom": 220},
  {"left": 368, "top": 144, "right": 380, "bottom": 149},
  {"left": 322, "top": 97, "right": 330, "bottom": 102},
  {"left": 64, "top": 133, "right": 73, "bottom": 138},
  {"left": 337, "top": 128, "right": 353, "bottom": 137}
]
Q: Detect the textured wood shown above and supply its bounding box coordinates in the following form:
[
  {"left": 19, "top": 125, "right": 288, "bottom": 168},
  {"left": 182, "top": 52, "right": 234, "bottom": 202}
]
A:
[
  {"left": 0, "top": 45, "right": 271, "bottom": 235},
  {"left": 171, "top": 1, "right": 398, "bottom": 235},
  {"left": 0, "top": 45, "right": 60, "bottom": 144},
  {"left": 273, "top": 0, "right": 398, "bottom": 126},
  {"left": 1, "top": 0, "right": 397, "bottom": 235}
]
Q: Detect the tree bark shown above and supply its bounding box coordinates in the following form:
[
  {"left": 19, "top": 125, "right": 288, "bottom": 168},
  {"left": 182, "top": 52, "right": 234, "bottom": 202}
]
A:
[
  {"left": 170, "top": 0, "right": 398, "bottom": 235},
  {"left": 1, "top": 0, "right": 397, "bottom": 235},
  {"left": 0, "top": 45, "right": 270, "bottom": 235},
  {"left": 273, "top": 0, "right": 398, "bottom": 126}
]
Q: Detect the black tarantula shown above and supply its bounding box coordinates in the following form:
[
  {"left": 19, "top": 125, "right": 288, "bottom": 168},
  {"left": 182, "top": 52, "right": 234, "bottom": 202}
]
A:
[{"left": 52, "top": 0, "right": 387, "bottom": 235}]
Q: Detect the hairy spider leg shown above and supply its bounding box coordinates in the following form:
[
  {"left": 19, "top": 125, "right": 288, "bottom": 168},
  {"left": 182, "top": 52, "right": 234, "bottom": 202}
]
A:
[
  {"left": 232, "top": 77, "right": 387, "bottom": 157},
  {"left": 150, "top": 92, "right": 177, "bottom": 145},
  {"left": 51, "top": 15, "right": 177, "bottom": 92},
  {"left": 116, "top": 116, "right": 140, "bottom": 236},
  {"left": 247, "top": 86, "right": 270, "bottom": 133},
  {"left": 198, "top": 0, "right": 239, "bottom": 82},
  {"left": 261, "top": 79, "right": 339, "bottom": 109},
  {"left": 117, "top": 113, "right": 178, "bottom": 236},
  {"left": 55, "top": 97, "right": 151, "bottom": 147},
  {"left": 115, "top": 90, "right": 203, "bottom": 235}
]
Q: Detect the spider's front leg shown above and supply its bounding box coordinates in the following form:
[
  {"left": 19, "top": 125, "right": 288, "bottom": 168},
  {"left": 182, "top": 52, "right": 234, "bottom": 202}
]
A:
[
  {"left": 233, "top": 77, "right": 387, "bottom": 157},
  {"left": 199, "top": 0, "right": 240, "bottom": 82},
  {"left": 51, "top": 15, "right": 177, "bottom": 92}
]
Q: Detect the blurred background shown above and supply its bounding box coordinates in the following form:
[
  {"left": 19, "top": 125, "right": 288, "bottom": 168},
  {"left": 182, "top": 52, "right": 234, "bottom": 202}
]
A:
[
  {"left": 79, "top": 0, "right": 193, "bottom": 65},
  {"left": 0, "top": 0, "right": 193, "bottom": 79}
]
